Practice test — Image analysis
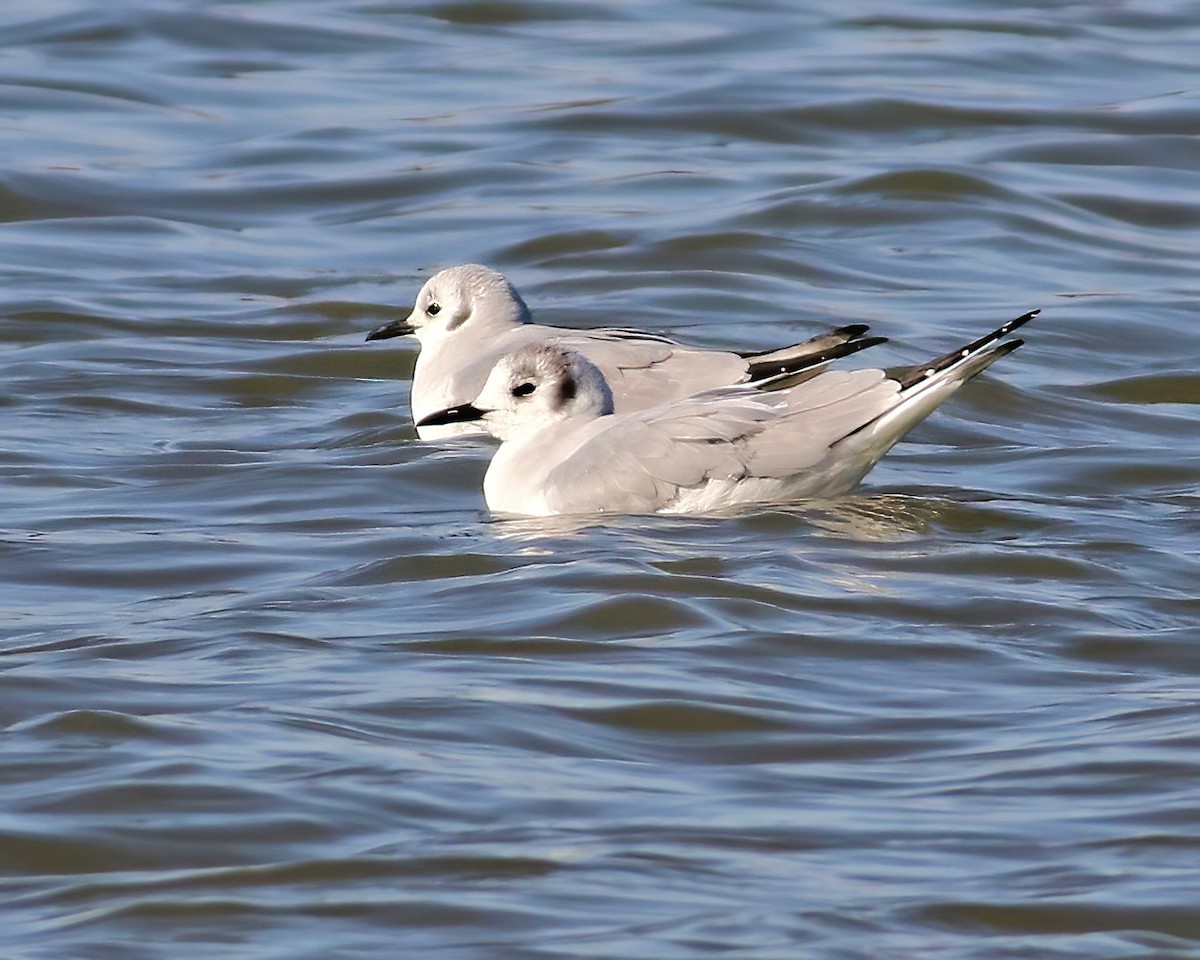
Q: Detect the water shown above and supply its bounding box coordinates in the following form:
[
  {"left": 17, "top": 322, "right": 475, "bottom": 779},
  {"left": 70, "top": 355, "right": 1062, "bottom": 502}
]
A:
[{"left": 2, "top": 1, "right": 1198, "bottom": 957}]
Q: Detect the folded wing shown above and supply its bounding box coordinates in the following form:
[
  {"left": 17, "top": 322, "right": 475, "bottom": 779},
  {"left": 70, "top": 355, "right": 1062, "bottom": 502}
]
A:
[{"left": 538, "top": 368, "right": 901, "bottom": 514}]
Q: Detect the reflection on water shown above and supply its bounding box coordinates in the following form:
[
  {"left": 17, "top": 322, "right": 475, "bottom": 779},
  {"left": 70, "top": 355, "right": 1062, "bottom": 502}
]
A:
[
  {"left": 493, "top": 492, "right": 950, "bottom": 544},
  {"left": 2, "top": 1, "right": 1199, "bottom": 958}
]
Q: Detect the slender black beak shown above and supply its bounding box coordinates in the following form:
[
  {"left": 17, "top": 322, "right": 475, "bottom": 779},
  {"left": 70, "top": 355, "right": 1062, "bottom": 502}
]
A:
[
  {"left": 365, "top": 319, "right": 416, "bottom": 342},
  {"left": 416, "top": 403, "right": 490, "bottom": 428}
]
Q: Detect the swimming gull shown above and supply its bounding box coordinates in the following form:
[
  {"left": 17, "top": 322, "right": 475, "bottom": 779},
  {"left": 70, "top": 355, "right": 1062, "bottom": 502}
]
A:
[
  {"left": 366, "top": 264, "right": 886, "bottom": 439},
  {"left": 415, "top": 310, "right": 1039, "bottom": 516}
]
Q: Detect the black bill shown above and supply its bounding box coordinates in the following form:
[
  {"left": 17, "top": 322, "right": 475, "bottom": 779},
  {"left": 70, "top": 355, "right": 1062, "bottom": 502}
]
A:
[
  {"left": 416, "top": 403, "right": 489, "bottom": 428},
  {"left": 365, "top": 319, "right": 416, "bottom": 341}
]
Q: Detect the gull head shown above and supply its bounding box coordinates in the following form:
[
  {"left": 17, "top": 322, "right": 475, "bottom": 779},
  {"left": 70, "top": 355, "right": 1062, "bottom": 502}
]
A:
[
  {"left": 366, "top": 264, "right": 533, "bottom": 343},
  {"left": 417, "top": 344, "right": 614, "bottom": 441}
]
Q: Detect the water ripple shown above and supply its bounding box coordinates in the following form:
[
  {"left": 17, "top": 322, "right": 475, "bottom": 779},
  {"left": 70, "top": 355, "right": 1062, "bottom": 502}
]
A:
[{"left": 3, "top": 1, "right": 1199, "bottom": 957}]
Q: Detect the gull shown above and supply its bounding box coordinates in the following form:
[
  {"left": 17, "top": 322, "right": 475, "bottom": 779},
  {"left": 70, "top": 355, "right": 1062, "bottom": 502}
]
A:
[
  {"left": 415, "top": 310, "right": 1039, "bottom": 516},
  {"left": 366, "top": 264, "right": 886, "bottom": 439}
]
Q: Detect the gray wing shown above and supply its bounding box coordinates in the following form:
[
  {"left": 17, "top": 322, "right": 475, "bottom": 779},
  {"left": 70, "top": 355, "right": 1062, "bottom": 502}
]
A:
[
  {"left": 538, "top": 368, "right": 901, "bottom": 514},
  {"left": 549, "top": 328, "right": 749, "bottom": 412},
  {"left": 743, "top": 369, "right": 900, "bottom": 479}
]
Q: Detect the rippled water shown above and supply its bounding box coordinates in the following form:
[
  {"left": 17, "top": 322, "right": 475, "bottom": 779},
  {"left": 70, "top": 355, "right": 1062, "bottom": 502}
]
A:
[{"left": 3, "top": 2, "right": 1199, "bottom": 957}]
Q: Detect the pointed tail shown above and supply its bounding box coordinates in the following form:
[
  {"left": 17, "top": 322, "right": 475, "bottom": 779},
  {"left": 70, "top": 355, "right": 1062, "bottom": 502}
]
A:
[{"left": 838, "top": 309, "right": 1038, "bottom": 449}]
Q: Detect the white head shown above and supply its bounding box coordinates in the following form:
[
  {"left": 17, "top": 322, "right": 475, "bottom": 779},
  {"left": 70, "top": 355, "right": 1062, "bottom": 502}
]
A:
[
  {"left": 365, "top": 264, "right": 532, "bottom": 343},
  {"left": 417, "top": 344, "right": 614, "bottom": 441}
]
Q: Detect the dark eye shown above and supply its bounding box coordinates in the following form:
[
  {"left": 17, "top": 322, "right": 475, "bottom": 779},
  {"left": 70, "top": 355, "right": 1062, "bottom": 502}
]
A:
[
  {"left": 426, "top": 302, "right": 441, "bottom": 316},
  {"left": 511, "top": 382, "right": 535, "bottom": 397}
]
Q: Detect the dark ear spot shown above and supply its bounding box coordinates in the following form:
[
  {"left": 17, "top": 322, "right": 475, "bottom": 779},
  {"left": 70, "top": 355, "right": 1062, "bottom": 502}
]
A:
[
  {"left": 558, "top": 377, "right": 576, "bottom": 403},
  {"left": 444, "top": 306, "right": 470, "bottom": 331}
]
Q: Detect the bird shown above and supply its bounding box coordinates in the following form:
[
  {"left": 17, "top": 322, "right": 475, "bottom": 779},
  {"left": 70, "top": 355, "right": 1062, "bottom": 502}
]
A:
[
  {"left": 414, "top": 310, "right": 1039, "bottom": 517},
  {"left": 365, "top": 264, "right": 887, "bottom": 439}
]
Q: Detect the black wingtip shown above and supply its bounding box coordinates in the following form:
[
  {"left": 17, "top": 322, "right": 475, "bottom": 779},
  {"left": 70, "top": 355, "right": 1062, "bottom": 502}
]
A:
[
  {"left": 897, "top": 310, "right": 1039, "bottom": 390},
  {"left": 737, "top": 322, "right": 871, "bottom": 361},
  {"left": 957, "top": 309, "right": 1039, "bottom": 353},
  {"left": 749, "top": 334, "right": 889, "bottom": 390},
  {"left": 832, "top": 323, "right": 871, "bottom": 339},
  {"left": 1000, "top": 309, "right": 1039, "bottom": 336}
]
